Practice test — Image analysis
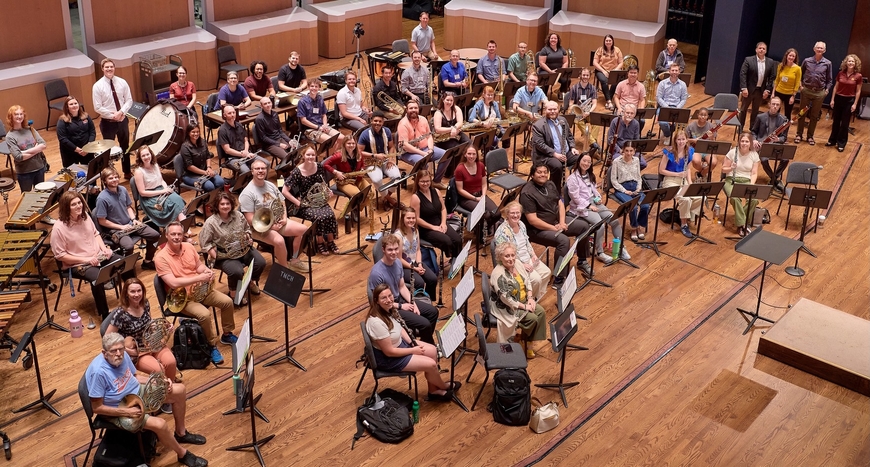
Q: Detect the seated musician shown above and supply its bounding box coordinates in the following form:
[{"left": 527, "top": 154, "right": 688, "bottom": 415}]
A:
[
  {"left": 105, "top": 278, "right": 178, "bottom": 384},
  {"left": 520, "top": 163, "right": 591, "bottom": 286},
  {"left": 477, "top": 40, "right": 506, "bottom": 85},
  {"left": 357, "top": 111, "right": 400, "bottom": 207},
  {"left": 750, "top": 96, "right": 788, "bottom": 192},
  {"left": 440, "top": 50, "right": 469, "bottom": 93},
  {"left": 94, "top": 167, "right": 159, "bottom": 270},
  {"left": 432, "top": 92, "right": 470, "bottom": 151},
  {"left": 394, "top": 206, "right": 437, "bottom": 299},
  {"left": 410, "top": 170, "right": 462, "bottom": 264},
  {"left": 218, "top": 72, "right": 251, "bottom": 109},
  {"left": 199, "top": 192, "right": 266, "bottom": 305},
  {"left": 490, "top": 242, "right": 547, "bottom": 357},
  {"left": 180, "top": 124, "right": 224, "bottom": 193},
  {"left": 368, "top": 234, "right": 439, "bottom": 345},
  {"left": 655, "top": 39, "right": 686, "bottom": 79},
  {"left": 239, "top": 159, "right": 309, "bottom": 274},
  {"left": 397, "top": 101, "right": 448, "bottom": 187},
  {"left": 366, "top": 283, "right": 456, "bottom": 401},
  {"left": 507, "top": 42, "right": 531, "bottom": 83},
  {"left": 537, "top": 33, "right": 570, "bottom": 98},
  {"left": 132, "top": 146, "right": 187, "bottom": 229},
  {"left": 494, "top": 200, "right": 551, "bottom": 301},
  {"left": 56, "top": 96, "right": 96, "bottom": 167},
  {"left": 610, "top": 144, "right": 651, "bottom": 241},
  {"left": 566, "top": 153, "right": 627, "bottom": 264},
  {"left": 658, "top": 130, "right": 702, "bottom": 239},
  {"left": 607, "top": 104, "right": 641, "bottom": 158},
  {"left": 686, "top": 107, "right": 720, "bottom": 180},
  {"left": 244, "top": 61, "right": 275, "bottom": 102},
  {"left": 218, "top": 105, "right": 266, "bottom": 175},
  {"left": 721, "top": 132, "right": 761, "bottom": 238},
  {"left": 567, "top": 67, "right": 597, "bottom": 113},
  {"left": 298, "top": 79, "right": 343, "bottom": 147},
  {"left": 337, "top": 71, "right": 370, "bottom": 131},
  {"left": 454, "top": 146, "right": 499, "bottom": 230},
  {"left": 656, "top": 63, "right": 688, "bottom": 142},
  {"left": 86, "top": 332, "right": 208, "bottom": 467},
  {"left": 411, "top": 11, "right": 441, "bottom": 62},
  {"left": 169, "top": 66, "right": 197, "bottom": 124},
  {"left": 277, "top": 51, "right": 308, "bottom": 94},
  {"left": 511, "top": 73, "right": 548, "bottom": 121},
  {"left": 254, "top": 96, "right": 293, "bottom": 165},
  {"left": 372, "top": 65, "right": 404, "bottom": 120},
  {"left": 400, "top": 52, "right": 431, "bottom": 105},
  {"left": 323, "top": 138, "right": 372, "bottom": 214},
  {"left": 468, "top": 85, "right": 508, "bottom": 149},
  {"left": 52, "top": 191, "right": 127, "bottom": 319},
  {"left": 283, "top": 145, "right": 340, "bottom": 255},
  {"left": 531, "top": 101, "right": 579, "bottom": 189},
  {"left": 592, "top": 34, "right": 624, "bottom": 111},
  {"left": 155, "top": 221, "right": 235, "bottom": 364},
  {"left": 613, "top": 65, "right": 647, "bottom": 128}
]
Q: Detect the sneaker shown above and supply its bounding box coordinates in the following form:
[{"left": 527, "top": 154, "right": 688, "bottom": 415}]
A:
[
  {"left": 210, "top": 347, "right": 224, "bottom": 365},
  {"left": 288, "top": 259, "right": 309, "bottom": 273},
  {"left": 596, "top": 252, "right": 613, "bottom": 264},
  {"left": 551, "top": 276, "right": 565, "bottom": 289},
  {"left": 576, "top": 260, "right": 591, "bottom": 276},
  {"left": 220, "top": 333, "right": 238, "bottom": 345},
  {"left": 620, "top": 246, "right": 631, "bottom": 260},
  {"left": 41, "top": 215, "right": 56, "bottom": 225},
  {"left": 160, "top": 403, "right": 173, "bottom": 414},
  {"left": 178, "top": 451, "right": 208, "bottom": 467},
  {"left": 680, "top": 225, "right": 693, "bottom": 239}
]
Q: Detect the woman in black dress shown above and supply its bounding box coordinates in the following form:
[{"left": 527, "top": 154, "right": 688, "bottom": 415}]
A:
[
  {"left": 538, "top": 33, "right": 570, "bottom": 97},
  {"left": 410, "top": 170, "right": 462, "bottom": 264},
  {"left": 283, "top": 145, "right": 339, "bottom": 255},
  {"left": 56, "top": 96, "right": 96, "bottom": 167}
]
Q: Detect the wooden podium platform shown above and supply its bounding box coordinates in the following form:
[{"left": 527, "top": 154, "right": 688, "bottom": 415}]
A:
[{"left": 758, "top": 298, "right": 870, "bottom": 396}]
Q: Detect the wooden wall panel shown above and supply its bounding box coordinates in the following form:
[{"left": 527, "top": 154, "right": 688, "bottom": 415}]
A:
[
  {"left": 0, "top": 75, "right": 91, "bottom": 131},
  {"left": 90, "top": 0, "right": 190, "bottom": 43},
  {"left": 212, "top": 0, "right": 295, "bottom": 22},
  {"left": 0, "top": 0, "right": 67, "bottom": 62},
  {"left": 444, "top": 17, "right": 548, "bottom": 56},
  {"left": 566, "top": 0, "right": 660, "bottom": 23}
]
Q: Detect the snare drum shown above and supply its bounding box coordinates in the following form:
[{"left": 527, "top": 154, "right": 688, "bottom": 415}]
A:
[
  {"left": 34, "top": 181, "right": 56, "bottom": 193},
  {"left": 134, "top": 101, "right": 189, "bottom": 167},
  {"left": 110, "top": 146, "right": 123, "bottom": 162}
]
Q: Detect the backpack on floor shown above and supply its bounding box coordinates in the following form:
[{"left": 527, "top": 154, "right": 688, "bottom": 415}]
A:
[
  {"left": 488, "top": 368, "right": 532, "bottom": 426},
  {"left": 92, "top": 428, "right": 157, "bottom": 467},
  {"left": 352, "top": 394, "right": 414, "bottom": 449},
  {"left": 171, "top": 319, "right": 211, "bottom": 370}
]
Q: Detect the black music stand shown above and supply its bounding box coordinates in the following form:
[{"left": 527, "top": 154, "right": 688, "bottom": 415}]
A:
[
  {"left": 571, "top": 217, "right": 611, "bottom": 290},
  {"left": 784, "top": 187, "right": 830, "bottom": 277},
  {"left": 226, "top": 351, "right": 274, "bottom": 467},
  {"left": 607, "top": 70, "right": 628, "bottom": 88},
  {"left": 262, "top": 264, "right": 307, "bottom": 370},
  {"left": 587, "top": 112, "right": 614, "bottom": 168},
  {"left": 85, "top": 149, "right": 112, "bottom": 183},
  {"left": 691, "top": 108, "right": 726, "bottom": 120},
  {"left": 604, "top": 196, "right": 640, "bottom": 269},
  {"left": 11, "top": 314, "right": 60, "bottom": 417},
  {"left": 634, "top": 107, "right": 657, "bottom": 135},
  {"left": 722, "top": 183, "right": 773, "bottom": 241},
  {"left": 439, "top": 142, "right": 470, "bottom": 181},
  {"left": 536, "top": 303, "right": 581, "bottom": 407},
  {"left": 536, "top": 72, "right": 558, "bottom": 95},
  {"left": 454, "top": 92, "right": 475, "bottom": 113},
  {"left": 388, "top": 153, "right": 432, "bottom": 205},
  {"left": 503, "top": 121, "right": 527, "bottom": 173},
  {"left": 554, "top": 267, "right": 589, "bottom": 364},
  {"left": 734, "top": 229, "right": 802, "bottom": 334},
  {"left": 759, "top": 143, "right": 796, "bottom": 197},
  {"left": 654, "top": 107, "right": 691, "bottom": 139},
  {"left": 436, "top": 309, "right": 470, "bottom": 412},
  {"left": 503, "top": 80, "right": 524, "bottom": 106},
  {"left": 637, "top": 185, "right": 681, "bottom": 256},
  {"left": 624, "top": 138, "right": 660, "bottom": 167},
  {"left": 681, "top": 181, "right": 725, "bottom": 245},
  {"left": 694, "top": 140, "right": 733, "bottom": 182},
  {"left": 340, "top": 185, "right": 373, "bottom": 261},
  {"left": 298, "top": 221, "right": 330, "bottom": 308},
  {"left": 223, "top": 320, "right": 269, "bottom": 422}
]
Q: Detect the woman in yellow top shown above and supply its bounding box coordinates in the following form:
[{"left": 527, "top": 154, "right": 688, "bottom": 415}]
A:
[
  {"left": 774, "top": 48, "right": 801, "bottom": 137},
  {"left": 592, "top": 34, "right": 624, "bottom": 111}
]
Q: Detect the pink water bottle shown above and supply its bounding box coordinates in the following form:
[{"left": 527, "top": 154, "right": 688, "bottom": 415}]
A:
[{"left": 69, "top": 310, "right": 83, "bottom": 338}]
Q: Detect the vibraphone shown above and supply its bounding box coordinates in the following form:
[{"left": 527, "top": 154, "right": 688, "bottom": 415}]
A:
[
  {"left": 4, "top": 191, "right": 55, "bottom": 230},
  {"left": 0, "top": 289, "right": 32, "bottom": 367}
]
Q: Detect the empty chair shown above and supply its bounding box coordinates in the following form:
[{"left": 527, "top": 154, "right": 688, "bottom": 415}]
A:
[
  {"left": 466, "top": 313, "right": 527, "bottom": 410},
  {"left": 216, "top": 45, "right": 248, "bottom": 89},
  {"left": 485, "top": 148, "right": 525, "bottom": 197},
  {"left": 196, "top": 93, "right": 221, "bottom": 144},
  {"left": 776, "top": 161, "right": 821, "bottom": 229},
  {"left": 44, "top": 79, "right": 69, "bottom": 129}
]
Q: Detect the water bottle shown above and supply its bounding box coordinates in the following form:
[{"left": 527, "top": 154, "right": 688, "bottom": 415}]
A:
[
  {"left": 611, "top": 238, "right": 621, "bottom": 261},
  {"left": 277, "top": 175, "right": 285, "bottom": 189},
  {"left": 69, "top": 310, "right": 83, "bottom": 338},
  {"left": 713, "top": 204, "right": 721, "bottom": 223},
  {"left": 412, "top": 400, "right": 420, "bottom": 424}
]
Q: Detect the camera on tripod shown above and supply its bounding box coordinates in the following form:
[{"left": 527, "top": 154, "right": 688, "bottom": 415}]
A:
[{"left": 353, "top": 22, "right": 365, "bottom": 37}]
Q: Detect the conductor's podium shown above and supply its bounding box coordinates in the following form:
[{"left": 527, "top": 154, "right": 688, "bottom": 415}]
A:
[
  {"left": 305, "top": 0, "right": 402, "bottom": 59},
  {"left": 206, "top": 7, "right": 320, "bottom": 68},
  {"left": 444, "top": 0, "right": 553, "bottom": 53}
]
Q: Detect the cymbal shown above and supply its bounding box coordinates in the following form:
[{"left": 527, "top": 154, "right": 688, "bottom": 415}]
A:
[{"left": 82, "top": 139, "right": 119, "bottom": 153}]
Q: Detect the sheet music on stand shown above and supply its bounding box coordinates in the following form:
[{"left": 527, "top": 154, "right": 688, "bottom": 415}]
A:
[
  {"left": 558, "top": 266, "right": 577, "bottom": 313},
  {"left": 555, "top": 236, "right": 580, "bottom": 276},
  {"left": 452, "top": 266, "right": 476, "bottom": 311},
  {"left": 467, "top": 196, "right": 486, "bottom": 232},
  {"left": 234, "top": 258, "right": 255, "bottom": 306},
  {"left": 233, "top": 319, "right": 251, "bottom": 374},
  {"left": 448, "top": 240, "right": 472, "bottom": 279},
  {"left": 437, "top": 312, "right": 467, "bottom": 357}
]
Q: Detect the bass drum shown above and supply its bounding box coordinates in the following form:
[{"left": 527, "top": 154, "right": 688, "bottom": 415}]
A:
[{"left": 134, "top": 101, "right": 189, "bottom": 167}]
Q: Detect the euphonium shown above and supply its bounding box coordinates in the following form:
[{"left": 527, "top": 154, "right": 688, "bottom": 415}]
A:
[
  {"left": 622, "top": 54, "right": 638, "bottom": 70},
  {"left": 378, "top": 91, "right": 406, "bottom": 117},
  {"left": 117, "top": 372, "right": 169, "bottom": 432}
]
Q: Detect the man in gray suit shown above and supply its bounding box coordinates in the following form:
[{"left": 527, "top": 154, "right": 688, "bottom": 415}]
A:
[
  {"left": 531, "top": 101, "right": 579, "bottom": 189},
  {"left": 738, "top": 42, "right": 777, "bottom": 129}
]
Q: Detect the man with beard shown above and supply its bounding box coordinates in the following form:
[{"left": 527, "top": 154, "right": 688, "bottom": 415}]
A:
[
  {"left": 244, "top": 60, "right": 275, "bottom": 102},
  {"left": 531, "top": 101, "right": 580, "bottom": 189},
  {"left": 397, "top": 101, "right": 448, "bottom": 188},
  {"left": 277, "top": 51, "right": 308, "bottom": 94}
]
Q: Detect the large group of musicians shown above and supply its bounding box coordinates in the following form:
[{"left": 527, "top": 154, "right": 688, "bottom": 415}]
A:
[{"left": 1, "top": 17, "right": 861, "bottom": 464}]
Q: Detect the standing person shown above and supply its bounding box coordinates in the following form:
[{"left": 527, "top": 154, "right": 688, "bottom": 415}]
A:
[
  {"left": 537, "top": 33, "right": 569, "bottom": 98},
  {"left": 357, "top": 111, "right": 400, "bottom": 206},
  {"left": 566, "top": 153, "right": 627, "bottom": 264},
  {"left": 490, "top": 242, "right": 547, "bottom": 357},
  {"left": 397, "top": 101, "right": 448, "bottom": 185},
  {"left": 794, "top": 42, "right": 833, "bottom": 146},
  {"left": 180, "top": 124, "right": 224, "bottom": 193},
  {"left": 299, "top": 79, "right": 343, "bottom": 146},
  {"left": 773, "top": 48, "right": 802, "bottom": 134},
  {"left": 169, "top": 65, "right": 198, "bottom": 125},
  {"left": 5, "top": 105, "right": 49, "bottom": 192},
  {"left": 656, "top": 63, "right": 688, "bottom": 141},
  {"left": 411, "top": 12, "right": 441, "bottom": 62},
  {"left": 132, "top": 145, "right": 187, "bottom": 229},
  {"left": 738, "top": 42, "right": 776, "bottom": 130},
  {"left": 686, "top": 107, "right": 719, "bottom": 181},
  {"left": 751, "top": 97, "right": 789, "bottom": 191},
  {"left": 337, "top": 70, "right": 370, "bottom": 131},
  {"left": 372, "top": 65, "right": 404, "bottom": 120},
  {"left": 56, "top": 96, "right": 96, "bottom": 167},
  {"left": 199, "top": 192, "right": 266, "bottom": 305},
  {"left": 826, "top": 54, "right": 862, "bottom": 152},
  {"left": 254, "top": 96, "right": 293, "bottom": 165},
  {"left": 592, "top": 34, "right": 624, "bottom": 110},
  {"left": 454, "top": 146, "right": 500, "bottom": 228},
  {"left": 284, "top": 145, "right": 340, "bottom": 255},
  {"left": 92, "top": 59, "right": 133, "bottom": 178},
  {"left": 244, "top": 60, "right": 275, "bottom": 102},
  {"left": 440, "top": 50, "right": 469, "bottom": 93},
  {"left": 610, "top": 144, "right": 650, "bottom": 241},
  {"left": 432, "top": 92, "right": 470, "bottom": 151},
  {"left": 400, "top": 51, "right": 431, "bottom": 105},
  {"left": 721, "top": 132, "right": 760, "bottom": 237},
  {"left": 218, "top": 72, "right": 252, "bottom": 109},
  {"left": 658, "top": 130, "right": 701, "bottom": 238},
  {"left": 410, "top": 170, "right": 462, "bottom": 263},
  {"left": 155, "top": 221, "right": 236, "bottom": 364},
  {"left": 493, "top": 201, "right": 551, "bottom": 301},
  {"left": 511, "top": 73, "right": 548, "bottom": 121},
  {"left": 507, "top": 42, "right": 531, "bottom": 83},
  {"left": 654, "top": 39, "right": 686, "bottom": 78},
  {"left": 477, "top": 40, "right": 506, "bottom": 85},
  {"left": 277, "top": 51, "right": 308, "bottom": 94},
  {"left": 393, "top": 206, "right": 438, "bottom": 299},
  {"left": 94, "top": 167, "right": 160, "bottom": 270},
  {"left": 531, "top": 101, "right": 579, "bottom": 189}
]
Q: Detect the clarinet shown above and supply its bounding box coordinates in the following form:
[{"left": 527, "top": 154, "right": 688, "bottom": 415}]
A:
[{"left": 392, "top": 307, "right": 418, "bottom": 346}]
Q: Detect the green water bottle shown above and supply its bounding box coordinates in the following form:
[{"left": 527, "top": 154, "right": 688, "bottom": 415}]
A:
[
  {"left": 412, "top": 400, "right": 420, "bottom": 424},
  {"left": 612, "top": 238, "right": 621, "bottom": 261}
]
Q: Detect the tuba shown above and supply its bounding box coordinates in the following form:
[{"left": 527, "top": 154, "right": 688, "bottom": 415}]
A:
[
  {"left": 116, "top": 372, "right": 170, "bottom": 432},
  {"left": 622, "top": 55, "right": 638, "bottom": 70},
  {"left": 377, "top": 91, "right": 406, "bottom": 117}
]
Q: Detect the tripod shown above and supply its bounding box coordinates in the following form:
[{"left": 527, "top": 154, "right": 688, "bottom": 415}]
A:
[
  {"left": 680, "top": 181, "right": 725, "bottom": 246},
  {"left": 784, "top": 187, "right": 831, "bottom": 277},
  {"left": 349, "top": 27, "right": 371, "bottom": 94},
  {"left": 11, "top": 315, "right": 60, "bottom": 417}
]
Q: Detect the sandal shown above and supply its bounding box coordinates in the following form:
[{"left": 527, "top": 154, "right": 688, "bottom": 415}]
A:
[
  {"left": 329, "top": 241, "right": 340, "bottom": 254},
  {"left": 794, "top": 136, "right": 802, "bottom": 144},
  {"left": 317, "top": 243, "right": 329, "bottom": 256},
  {"left": 807, "top": 137, "right": 815, "bottom": 146}
]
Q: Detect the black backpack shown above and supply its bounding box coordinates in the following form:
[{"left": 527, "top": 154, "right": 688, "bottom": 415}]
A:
[
  {"left": 171, "top": 319, "right": 211, "bottom": 370},
  {"left": 488, "top": 368, "right": 531, "bottom": 426},
  {"left": 92, "top": 428, "right": 157, "bottom": 467},
  {"left": 352, "top": 395, "right": 414, "bottom": 449}
]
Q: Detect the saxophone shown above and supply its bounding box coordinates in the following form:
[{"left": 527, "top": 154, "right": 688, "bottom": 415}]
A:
[{"left": 336, "top": 166, "right": 376, "bottom": 185}]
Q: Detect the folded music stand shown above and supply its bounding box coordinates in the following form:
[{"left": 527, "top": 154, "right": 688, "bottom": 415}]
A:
[
  {"left": 759, "top": 143, "right": 796, "bottom": 197},
  {"left": 734, "top": 229, "right": 802, "bottom": 334},
  {"left": 680, "top": 181, "right": 725, "bottom": 245},
  {"left": 784, "top": 187, "right": 831, "bottom": 277},
  {"left": 723, "top": 183, "right": 773, "bottom": 241},
  {"left": 340, "top": 185, "right": 372, "bottom": 261},
  {"left": 636, "top": 185, "right": 681, "bottom": 256}
]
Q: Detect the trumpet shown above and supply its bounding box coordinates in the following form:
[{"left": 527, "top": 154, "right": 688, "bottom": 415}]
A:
[
  {"left": 377, "top": 91, "right": 406, "bottom": 118},
  {"left": 193, "top": 173, "right": 210, "bottom": 190},
  {"left": 153, "top": 179, "right": 178, "bottom": 211}
]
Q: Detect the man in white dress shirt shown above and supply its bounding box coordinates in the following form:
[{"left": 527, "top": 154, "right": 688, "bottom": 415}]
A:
[{"left": 92, "top": 59, "right": 134, "bottom": 178}]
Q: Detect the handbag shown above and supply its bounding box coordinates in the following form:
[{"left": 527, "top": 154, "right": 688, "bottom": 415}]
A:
[{"left": 529, "top": 397, "right": 560, "bottom": 433}]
